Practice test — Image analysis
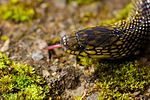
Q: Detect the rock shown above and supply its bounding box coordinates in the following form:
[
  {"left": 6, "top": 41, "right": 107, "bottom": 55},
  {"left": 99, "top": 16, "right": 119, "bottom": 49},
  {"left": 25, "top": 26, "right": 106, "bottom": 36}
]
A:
[
  {"left": 35, "top": 39, "right": 47, "bottom": 49},
  {"left": 140, "top": 95, "right": 149, "bottom": 100},
  {"left": 65, "top": 82, "right": 85, "bottom": 96},
  {"left": 133, "top": 91, "right": 140, "bottom": 96},
  {"left": 42, "top": 70, "right": 50, "bottom": 77},
  {"left": 87, "top": 92, "right": 99, "bottom": 100},
  {"left": 53, "top": 0, "right": 67, "bottom": 9},
  {"left": 0, "top": 39, "right": 10, "bottom": 52},
  {"left": 32, "top": 50, "right": 44, "bottom": 61},
  {"left": 60, "top": 30, "right": 67, "bottom": 37},
  {"left": 148, "top": 87, "right": 150, "bottom": 93},
  {"left": 50, "top": 65, "right": 59, "bottom": 72},
  {"left": 60, "top": 66, "right": 81, "bottom": 89},
  {"left": 12, "top": 31, "right": 25, "bottom": 41}
]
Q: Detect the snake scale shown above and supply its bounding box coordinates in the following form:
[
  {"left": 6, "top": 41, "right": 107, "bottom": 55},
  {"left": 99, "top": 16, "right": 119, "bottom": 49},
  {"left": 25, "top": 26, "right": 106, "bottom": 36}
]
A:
[{"left": 59, "top": 0, "right": 150, "bottom": 60}]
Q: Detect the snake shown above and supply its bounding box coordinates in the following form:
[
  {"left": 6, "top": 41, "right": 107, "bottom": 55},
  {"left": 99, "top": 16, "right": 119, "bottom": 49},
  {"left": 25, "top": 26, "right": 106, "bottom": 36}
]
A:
[{"left": 48, "top": 0, "right": 150, "bottom": 60}]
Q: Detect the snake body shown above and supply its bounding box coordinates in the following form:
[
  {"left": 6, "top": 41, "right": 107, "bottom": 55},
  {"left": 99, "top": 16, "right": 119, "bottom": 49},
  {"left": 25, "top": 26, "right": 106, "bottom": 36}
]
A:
[{"left": 61, "top": 0, "right": 150, "bottom": 59}]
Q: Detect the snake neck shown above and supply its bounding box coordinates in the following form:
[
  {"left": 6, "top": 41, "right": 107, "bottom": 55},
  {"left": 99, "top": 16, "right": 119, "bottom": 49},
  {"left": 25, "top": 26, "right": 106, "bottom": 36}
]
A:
[{"left": 114, "top": 0, "right": 150, "bottom": 36}]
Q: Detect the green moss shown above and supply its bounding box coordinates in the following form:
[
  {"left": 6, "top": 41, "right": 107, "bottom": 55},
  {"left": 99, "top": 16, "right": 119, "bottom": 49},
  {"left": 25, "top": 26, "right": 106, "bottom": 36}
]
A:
[
  {"left": 0, "top": 53, "right": 11, "bottom": 69},
  {"left": 74, "top": 96, "right": 82, "bottom": 100},
  {"left": 67, "top": 0, "right": 99, "bottom": 5},
  {"left": 0, "top": 0, "right": 35, "bottom": 22},
  {"left": 95, "top": 61, "right": 150, "bottom": 99},
  {"left": 0, "top": 52, "right": 49, "bottom": 99},
  {"left": 77, "top": 56, "right": 94, "bottom": 67},
  {"left": 0, "top": 35, "right": 9, "bottom": 41},
  {"left": 79, "top": 58, "right": 150, "bottom": 99}
]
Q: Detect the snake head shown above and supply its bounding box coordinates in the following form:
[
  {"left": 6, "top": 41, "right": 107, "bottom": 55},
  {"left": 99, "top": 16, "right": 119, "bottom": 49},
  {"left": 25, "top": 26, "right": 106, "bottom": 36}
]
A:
[
  {"left": 60, "top": 27, "right": 115, "bottom": 57},
  {"left": 60, "top": 34, "right": 87, "bottom": 54}
]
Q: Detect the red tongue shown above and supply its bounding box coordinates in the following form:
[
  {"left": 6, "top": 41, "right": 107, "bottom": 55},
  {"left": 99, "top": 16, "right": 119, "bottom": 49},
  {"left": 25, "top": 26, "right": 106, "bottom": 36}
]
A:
[{"left": 46, "top": 44, "right": 62, "bottom": 50}]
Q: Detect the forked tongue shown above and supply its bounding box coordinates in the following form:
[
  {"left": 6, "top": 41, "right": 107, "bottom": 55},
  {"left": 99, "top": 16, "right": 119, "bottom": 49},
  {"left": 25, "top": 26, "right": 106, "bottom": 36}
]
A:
[{"left": 46, "top": 44, "right": 62, "bottom": 50}]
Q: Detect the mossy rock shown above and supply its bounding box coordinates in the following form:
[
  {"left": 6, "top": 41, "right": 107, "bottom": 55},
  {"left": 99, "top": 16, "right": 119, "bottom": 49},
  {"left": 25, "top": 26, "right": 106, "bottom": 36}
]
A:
[{"left": 0, "top": 52, "right": 50, "bottom": 100}]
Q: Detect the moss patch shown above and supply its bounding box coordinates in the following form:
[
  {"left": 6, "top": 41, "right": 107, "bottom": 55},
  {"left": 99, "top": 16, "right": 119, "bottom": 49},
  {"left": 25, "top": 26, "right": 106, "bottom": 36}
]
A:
[
  {"left": 94, "top": 61, "right": 150, "bottom": 99},
  {"left": 0, "top": 52, "right": 49, "bottom": 99},
  {"left": 0, "top": 0, "right": 36, "bottom": 22},
  {"left": 79, "top": 57, "right": 150, "bottom": 99}
]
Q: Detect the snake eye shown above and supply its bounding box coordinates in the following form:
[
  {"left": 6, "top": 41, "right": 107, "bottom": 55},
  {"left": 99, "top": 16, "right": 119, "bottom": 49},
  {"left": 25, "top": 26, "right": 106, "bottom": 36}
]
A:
[{"left": 79, "top": 45, "right": 85, "bottom": 50}]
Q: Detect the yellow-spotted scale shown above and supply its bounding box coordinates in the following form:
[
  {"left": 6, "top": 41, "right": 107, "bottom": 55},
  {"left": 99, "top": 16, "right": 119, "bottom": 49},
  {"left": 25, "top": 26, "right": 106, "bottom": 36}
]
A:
[{"left": 47, "top": 0, "right": 150, "bottom": 60}]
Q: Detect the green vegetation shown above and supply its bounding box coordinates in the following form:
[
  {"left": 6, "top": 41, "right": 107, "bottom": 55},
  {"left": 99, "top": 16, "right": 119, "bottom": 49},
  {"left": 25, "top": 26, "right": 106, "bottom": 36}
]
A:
[
  {"left": 0, "top": 35, "right": 9, "bottom": 41},
  {"left": 0, "top": 0, "right": 35, "bottom": 22},
  {"left": 67, "top": 0, "right": 99, "bottom": 5},
  {"left": 0, "top": 52, "right": 49, "bottom": 99},
  {"left": 74, "top": 96, "right": 82, "bottom": 100},
  {"left": 77, "top": 55, "right": 150, "bottom": 99},
  {"left": 95, "top": 61, "right": 150, "bottom": 99}
]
